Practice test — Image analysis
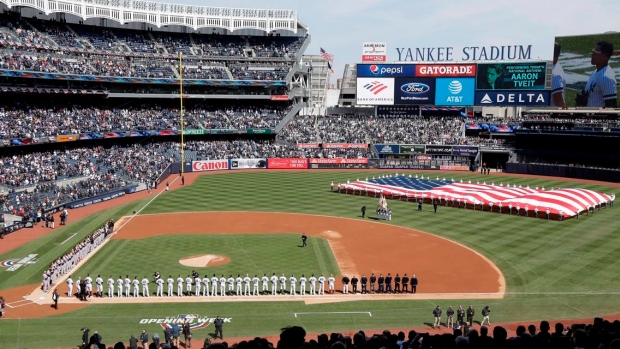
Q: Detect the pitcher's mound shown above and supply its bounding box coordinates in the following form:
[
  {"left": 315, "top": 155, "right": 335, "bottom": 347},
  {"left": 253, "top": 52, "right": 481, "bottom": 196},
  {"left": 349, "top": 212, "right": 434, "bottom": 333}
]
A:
[{"left": 179, "top": 254, "right": 231, "bottom": 267}]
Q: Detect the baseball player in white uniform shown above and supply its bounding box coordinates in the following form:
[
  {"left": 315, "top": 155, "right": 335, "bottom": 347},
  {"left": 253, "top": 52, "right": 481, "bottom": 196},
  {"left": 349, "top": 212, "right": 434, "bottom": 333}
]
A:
[
  {"left": 167, "top": 275, "right": 174, "bottom": 297},
  {"left": 309, "top": 274, "right": 317, "bottom": 295},
  {"left": 270, "top": 273, "right": 278, "bottom": 295},
  {"left": 107, "top": 275, "right": 115, "bottom": 297},
  {"left": 124, "top": 276, "right": 131, "bottom": 297},
  {"left": 186, "top": 275, "right": 193, "bottom": 296},
  {"left": 252, "top": 275, "right": 260, "bottom": 296},
  {"left": 289, "top": 274, "right": 297, "bottom": 295},
  {"left": 244, "top": 274, "right": 251, "bottom": 296},
  {"left": 132, "top": 277, "right": 140, "bottom": 297},
  {"left": 261, "top": 274, "right": 269, "bottom": 294},
  {"left": 194, "top": 275, "right": 202, "bottom": 296},
  {"left": 85, "top": 275, "right": 93, "bottom": 297},
  {"left": 220, "top": 275, "right": 227, "bottom": 296},
  {"left": 279, "top": 274, "right": 287, "bottom": 295},
  {"left": 141, "top": 276, "right": 150, "bottom": 297},
  {"left": 66, "top": 276, "right": 74, "bottom": 297},
  {"left": 156, "top": 277, "right": 164, "bottom": 297},
  {"left": 211, "top": 274, "right": 219, "bottom": 296},
  {"left": 177, "top": 275, "right": 184, "bottom": 297},
  {"left": 116, "top": 276, "right": 124, "bottom": 297},
  {"left": 318, "top": 274, "right": 326, "bottom": 295},
  {"left": 299, "top": 274, "right": 307, "bottom": 295},
  {"left": 551, "top": 42, "right": 566, "bottom": 108},
  {"left": 95, "top": 275, "right": 103, "bottom": 297},
  {"left": 583, "top": 41, "right": 617, "bottom": 108},
  {"left": 227, "top": 275, "right": 235, "bottom": 294},
  {"left": 235, "top": 275, "right": 243, "bottom": 296},
  {"left": 328, "top": 275, "right": 336, "bottom": 294}
]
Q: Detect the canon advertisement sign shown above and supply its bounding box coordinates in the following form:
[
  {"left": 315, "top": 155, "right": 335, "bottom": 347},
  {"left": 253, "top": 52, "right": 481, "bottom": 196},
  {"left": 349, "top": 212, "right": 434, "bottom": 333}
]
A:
[{"left": 192, "top": 160, "right": 229, "bottom": 172}]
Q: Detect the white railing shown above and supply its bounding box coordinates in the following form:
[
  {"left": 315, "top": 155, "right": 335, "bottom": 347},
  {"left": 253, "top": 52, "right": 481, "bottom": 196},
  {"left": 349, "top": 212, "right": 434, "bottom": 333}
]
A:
[{"left": 0, "top": 0, "right": 297, "bottom": 32}]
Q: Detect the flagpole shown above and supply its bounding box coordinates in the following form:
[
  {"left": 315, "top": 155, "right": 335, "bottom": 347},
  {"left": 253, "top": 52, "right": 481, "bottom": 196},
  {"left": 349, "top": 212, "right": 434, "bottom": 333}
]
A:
[{"left": 179, "top": 52, "right": 184, "bottom": 173}]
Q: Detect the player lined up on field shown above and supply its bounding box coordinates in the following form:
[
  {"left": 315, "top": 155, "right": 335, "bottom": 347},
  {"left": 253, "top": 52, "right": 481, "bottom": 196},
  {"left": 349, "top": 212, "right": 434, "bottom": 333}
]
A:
[{"left": 65, "top": 271, "right": 419, "bottom": 297}]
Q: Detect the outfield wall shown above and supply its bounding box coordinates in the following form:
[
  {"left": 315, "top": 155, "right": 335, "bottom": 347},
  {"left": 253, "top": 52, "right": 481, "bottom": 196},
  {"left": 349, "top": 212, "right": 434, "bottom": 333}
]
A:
[{"left": 189, "top": 158, "right": 471, "bottom": 171}]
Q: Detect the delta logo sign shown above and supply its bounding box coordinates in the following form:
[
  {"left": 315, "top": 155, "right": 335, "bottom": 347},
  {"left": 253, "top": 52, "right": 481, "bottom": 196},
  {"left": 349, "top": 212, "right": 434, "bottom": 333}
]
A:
[
  {"left": 357, "top": 64, "right": 416, "bottom": 78},
  {"left": 356, "top": 78, "right": 395, "bottom": 105},
  {"left": 475, "top": 91, "right": 550, "bottom": 106}
]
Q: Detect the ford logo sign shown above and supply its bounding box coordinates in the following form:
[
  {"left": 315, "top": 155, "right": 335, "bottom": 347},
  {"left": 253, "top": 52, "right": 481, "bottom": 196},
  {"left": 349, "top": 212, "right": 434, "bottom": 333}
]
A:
[{"left": 401, "top": 83, "right": 430, "bottom": 94}]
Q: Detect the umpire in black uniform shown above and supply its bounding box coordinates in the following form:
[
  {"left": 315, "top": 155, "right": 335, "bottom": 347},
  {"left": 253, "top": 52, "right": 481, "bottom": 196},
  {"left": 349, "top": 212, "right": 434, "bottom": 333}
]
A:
[
  {"left": 433, "top": 199, "right": 438, "bottom": 213},
  {"left": 394, "top": 274, "right": 401, "bottom": 293},
  {"left": 360, "top": 274, "right": 368, "bottom": 294},
  {"left": 378, "top": 274, "right": 385, "bottom": 293},
  {"left": 410, "top": 275, "right": 418, "bottom": 294},
  {"left": 385, "top": 273, "right": 393, "bottom": 293},
  {"left": 351, "top": 275, "right": 359, "bottom": 294},
  {"left": 361, "top": 206, "right": 367, "bottom": 218},
  {"left": 401, "top": 274, "right": 409, "bottom": 293},
  {"left": 369, "top": 273, "right": 376, "bottom": 294}
]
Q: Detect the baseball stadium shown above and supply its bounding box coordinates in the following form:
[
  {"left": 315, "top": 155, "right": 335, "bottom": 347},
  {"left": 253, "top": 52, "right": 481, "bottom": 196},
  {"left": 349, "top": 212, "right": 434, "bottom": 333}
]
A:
[{"left": 1, "top": 1, "right": 620, "bottom": 349}]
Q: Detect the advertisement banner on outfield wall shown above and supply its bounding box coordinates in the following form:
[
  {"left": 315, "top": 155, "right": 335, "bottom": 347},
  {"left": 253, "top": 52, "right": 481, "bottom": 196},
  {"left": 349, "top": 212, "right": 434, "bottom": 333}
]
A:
[
  {"left": 440, "top": 165, "right": 470, "bottom": 171},
  {"left": 322, "top": 143, "right": 369, "bottom": 149},
  {"left": 375, "top": 144, "right": 400, "bottom": 154},
  {"left": 309, "top": 158, "right": 369, "bottom": 164},
  {"left": 297, "top": 143, "right": 320, "bottom": 148},
  {"left": 57, "top": 134, "right": 79, "bottom": 142},
  {"left": 452, "top": 146, "right": 479, "bottom": 156},
  {"left": 231, "top": 158, "right": 267, "bottom": 169},
  {"left": 192, "top": 160, "right": 230, "bottom": 172},
  {"left": 400, "top": 145, "right": 426, "bottom": 154},
  {"left": 425, "top": 145, "right": 453, "bottom": 155},
  {"left": 267, "top": 158, "right": 308, "bottom": 169}
]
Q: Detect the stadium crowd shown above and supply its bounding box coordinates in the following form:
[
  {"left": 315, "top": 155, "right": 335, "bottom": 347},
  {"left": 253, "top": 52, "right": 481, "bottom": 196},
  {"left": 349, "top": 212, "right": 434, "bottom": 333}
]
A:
[
  {"left": 1, "top": 109, "right": 518, "bottom": 219},
  {"left": 0, "top": 14, "right": 307, "bottom": 80},
  {"left": 60, "top": 318, "right": 620, "bottom": 349},
  {"left": 0, "top": 104, "right": 293, "bottom": 139}
]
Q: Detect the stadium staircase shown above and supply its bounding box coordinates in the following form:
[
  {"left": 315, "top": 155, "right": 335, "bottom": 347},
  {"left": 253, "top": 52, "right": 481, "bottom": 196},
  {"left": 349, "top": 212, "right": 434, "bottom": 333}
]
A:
[
  {"left": 275, "top": 103, "right": 304, "bottom": 133},
  {"left": 65, "top": 24, "right": 95, "bottom": 50},
  {"left": 21, "top": 19, "right": 58, "bottom": 48}
]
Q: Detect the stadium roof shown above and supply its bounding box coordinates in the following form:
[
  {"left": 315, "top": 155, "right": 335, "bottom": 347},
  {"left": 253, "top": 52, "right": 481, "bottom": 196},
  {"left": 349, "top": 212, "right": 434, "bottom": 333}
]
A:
[{"left": 0, "top": 0, "right": 304, "bottom": 33}]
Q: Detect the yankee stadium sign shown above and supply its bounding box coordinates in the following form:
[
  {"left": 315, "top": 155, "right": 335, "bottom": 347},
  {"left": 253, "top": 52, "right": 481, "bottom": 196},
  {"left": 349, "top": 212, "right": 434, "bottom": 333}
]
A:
[{"left": 395, "top": 45, "right": 534, "bottom": 62}]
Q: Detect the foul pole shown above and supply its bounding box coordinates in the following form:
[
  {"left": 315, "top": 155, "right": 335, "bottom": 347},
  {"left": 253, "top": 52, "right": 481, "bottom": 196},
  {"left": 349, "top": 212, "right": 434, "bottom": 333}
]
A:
[{"left": 179, "top": 52, "right": 184, "bottom": 173}]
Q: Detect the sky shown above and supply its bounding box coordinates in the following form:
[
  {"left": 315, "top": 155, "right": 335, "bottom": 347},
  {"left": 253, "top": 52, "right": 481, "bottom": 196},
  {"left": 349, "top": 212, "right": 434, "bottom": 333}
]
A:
[{"left": 168, "top": 0, "right": 619, "bottom": 80}]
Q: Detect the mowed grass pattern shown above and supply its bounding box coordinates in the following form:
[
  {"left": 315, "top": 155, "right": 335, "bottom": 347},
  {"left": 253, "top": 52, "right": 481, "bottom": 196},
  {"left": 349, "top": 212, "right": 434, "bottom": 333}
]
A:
[
  {"left": 77, "top": 234, "right": 340, "bottom": 284},
  {"left": 1, "top": 171, "right": 619, "bottom": 348}
]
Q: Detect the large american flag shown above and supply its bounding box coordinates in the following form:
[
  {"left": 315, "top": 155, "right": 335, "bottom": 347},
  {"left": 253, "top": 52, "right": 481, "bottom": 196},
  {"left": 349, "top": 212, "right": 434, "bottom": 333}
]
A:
[
  {"left": 337, "top": 175, "right": 612, "bottom": 219},
  {"left": 320, "top": 47, "right": 334, "bottom": 62}
]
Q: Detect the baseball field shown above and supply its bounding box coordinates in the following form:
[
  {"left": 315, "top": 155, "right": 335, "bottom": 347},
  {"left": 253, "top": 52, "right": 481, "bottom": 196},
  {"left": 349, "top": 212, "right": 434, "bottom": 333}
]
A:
[{"left": 0, "top": 170, "right": 619, "bottom": 349}]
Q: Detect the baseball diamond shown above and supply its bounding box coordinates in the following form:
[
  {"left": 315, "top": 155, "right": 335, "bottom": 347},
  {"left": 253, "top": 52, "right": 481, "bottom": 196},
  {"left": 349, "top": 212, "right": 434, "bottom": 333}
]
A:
[
  {"left": 0, "top": 170, "right": 619, "bottom": 349},
  {"left": 1, "top": 2, "right": 620, "bottom": 348}
]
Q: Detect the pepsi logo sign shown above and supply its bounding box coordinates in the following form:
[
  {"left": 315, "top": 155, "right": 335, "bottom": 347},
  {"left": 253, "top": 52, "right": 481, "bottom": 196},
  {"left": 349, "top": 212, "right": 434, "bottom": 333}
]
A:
[
  {"left": 370, "top": 65, "right": 404, "bottom": 75},
  {"left": 401, "top": 83, "right": 430, "bottom": 94}
]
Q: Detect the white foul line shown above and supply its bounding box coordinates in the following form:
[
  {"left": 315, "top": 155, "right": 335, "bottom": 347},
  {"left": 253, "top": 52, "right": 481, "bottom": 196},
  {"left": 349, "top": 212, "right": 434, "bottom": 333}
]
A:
[
  {"left": 59, "top": 233, "right": 77, "bottom": 245},
  {"left": 294, "top": 311, "right": 372, "bottom": 318}
]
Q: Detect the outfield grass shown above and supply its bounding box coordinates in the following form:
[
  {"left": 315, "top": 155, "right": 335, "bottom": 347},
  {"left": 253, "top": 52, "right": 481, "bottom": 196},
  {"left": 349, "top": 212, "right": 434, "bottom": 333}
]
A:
[{"left": 1, "top": 171, "right": 619, "bottom": 348}]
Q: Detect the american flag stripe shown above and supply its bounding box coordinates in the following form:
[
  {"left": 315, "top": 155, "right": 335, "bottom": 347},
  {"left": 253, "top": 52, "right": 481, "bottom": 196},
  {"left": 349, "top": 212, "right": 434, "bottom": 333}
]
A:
[
  {"left": 320, "top": 47, "right": 334, "bottom": 62},
  {"left": 337, "top": 177, "right": 611, "bottom": 219}
]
